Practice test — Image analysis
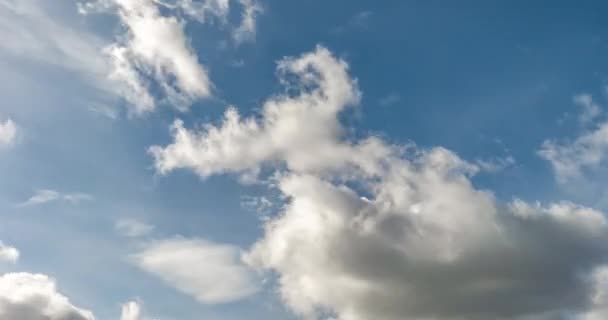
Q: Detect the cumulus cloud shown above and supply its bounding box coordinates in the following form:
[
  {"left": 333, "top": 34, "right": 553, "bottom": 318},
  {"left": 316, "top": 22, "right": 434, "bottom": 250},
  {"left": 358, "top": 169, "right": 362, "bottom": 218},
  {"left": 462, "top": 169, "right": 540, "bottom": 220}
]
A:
[
  {"left": 539, "top": 123, "right": 608, "bottom": 184},
  {"left": 18, "top": 189, "right": 94, "bottom": 207},
  {"left": 120, "top": 300, "right": 142, "bottom": 320},
  {"left": 0, "top": 242, "right": 19, "bottom": 263},
  {"left": 0, "top": 118, "right": 16, "bottom": 146},
  {"left": 115, "top": 218, "right": 154, "bottom": 237},
  {"left": 79, "top": 0, "right": 262, "bottom": 113},
  {"left": 150, "top": 45, "right": 362, "bottom": 177},
  {"left": 133, "top": 237, "right": 259, "bottom": 304},
  {"left": 538, "top": 93, "right": 608, "bottom": 184},
  {"left": 0, "top": 272, "right": 94, "bottom": 320},
  {"left": 152, "top": 46, "right": 608, "bottom": 320},
  {"left": 85, "top": 0, "right": 213, "bottom": 113}
]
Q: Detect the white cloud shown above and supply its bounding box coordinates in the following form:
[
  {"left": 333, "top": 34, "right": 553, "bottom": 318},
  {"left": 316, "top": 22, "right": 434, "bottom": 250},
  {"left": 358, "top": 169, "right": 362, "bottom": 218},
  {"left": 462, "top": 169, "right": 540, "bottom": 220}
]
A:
[
  {"left": 575, "top": 93, "right": 602, "bottom": 125},
  {"left": 133, "top": 237, "right": 259, "bottom": 304},
  {"left": 18, "top": 189, "right": 94, "bottom": 207},
  {"left": 539, "top": 120, "right": 608, "bottom": 183},
  {"left": 150, "top": 46, "right": 362, "bottom": 177},
  {"left": 152, "top": 46, "right": 608, "bottom": 320},
  {"left": 0, "top": 242, "right": 19, "bottom": 263},
  {"left": 539, "top": 93, "right": 608, "bottom": 183},
  {"left": 0, "top": 272, "right": 95, "bottom": 320},
  {"left": 475, "top": 155, "right": 516, "bottom": 173},
  {"left": 115, "top": 218, "right": 154, "bottom": 237},
  {"left": 0, "top": 118, "right": 16, "bottom": 146},
  {"left": 99, "top": 0, "right": 213, "bottom": 113},
  {"left": 120, "top": 300, "right": 142, "bottom": 320},
  {"left": 79, "top": 0, "right": 262, "bottom": 113},
  {"left": 232, "top": 0, "right": 262, "bottom": 43}
]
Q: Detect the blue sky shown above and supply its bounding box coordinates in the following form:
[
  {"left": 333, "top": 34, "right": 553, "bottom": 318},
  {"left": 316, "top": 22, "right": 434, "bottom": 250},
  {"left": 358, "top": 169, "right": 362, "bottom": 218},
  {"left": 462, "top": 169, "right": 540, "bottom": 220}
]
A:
[{"left": 3, "top": 1, "right": 608, "bottom": 320}]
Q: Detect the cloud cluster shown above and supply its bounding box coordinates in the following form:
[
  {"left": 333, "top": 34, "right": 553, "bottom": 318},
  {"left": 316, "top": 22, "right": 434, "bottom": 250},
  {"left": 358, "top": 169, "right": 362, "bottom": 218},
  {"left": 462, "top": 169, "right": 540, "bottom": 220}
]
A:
[
  {"left": 133, "top": 237, "right": 259, "bottom": 304},
  {"left": 0, "top": 242, "right": 19, "bottom": 263},
  {"left": 153, "top": 46, "right": 608, "bottom": 320},
  {"left": 0, "top": 273, "right": 94, "bottom": 320}
]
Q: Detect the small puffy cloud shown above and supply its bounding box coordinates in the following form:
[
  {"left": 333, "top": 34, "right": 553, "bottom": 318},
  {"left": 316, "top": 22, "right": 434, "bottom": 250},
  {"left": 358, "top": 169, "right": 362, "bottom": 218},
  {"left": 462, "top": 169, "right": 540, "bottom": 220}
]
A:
[
  {"left": 0, "top": 118, "right": 16, "bottom": 146},
  {"left": 115, "top": 218, "right": 154, "bottom": 237},
  {"left": 18, "top": 189, "right": 94, "bottom": 207},
  {"left": 120, "top": 300, "right": 142, "bottom": 320},
  {"left": 152, "top": 46, "right": 608, "bottom": 320},
  {"left": 539, "top": 93, "right": 608, "bottom": 183},
  {"left": 539, "top": 119, "right": 608, "bottom": 183},
  {"left": 575, "top": 93, "right": 602, "bottom": 125},
  {"left": 133, "top": 238, "right": 259, "bottom": 304},
  {"left": 0, "top": 242, "right": 19, "bottom": 263},
  {"left": 0, "top": 272, "right": 94, "bottom": 320}
]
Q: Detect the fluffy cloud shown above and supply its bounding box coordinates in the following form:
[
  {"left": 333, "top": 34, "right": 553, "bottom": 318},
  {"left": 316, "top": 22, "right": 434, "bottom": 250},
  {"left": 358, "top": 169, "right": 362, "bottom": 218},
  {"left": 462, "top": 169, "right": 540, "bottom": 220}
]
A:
[
  {"left": 0, "top": 118, "right": 16, "bottom": 146},
  {"left": 115, "top": 218, "right": 154, "bottom": 237},
  {"left": 80, "top": 0, "right": 262, "bottom": 113},
  {"left": 133, "top": 237, "right": 259, "bottom": 304},
  {"left": 152, "top": 46, "right": 608, "bottom": 320},
  {"left": 538, "top": 93, "right": 608, "bottom": 184},
  {"left": 18, "top": 189, "right": 94, "bottom": 207},
  {"left": 0, "top": 242, "right": 19, "bottom": 263},
  {"left": 88, "top": 0, "right": 213, "bottom": 113},
  {"left": 120, "top": 300, "right": 142, "bottom": 320},
  {"left": 0, "top": 273, "right": 94, "bottom": 320},
  {"left": 150, "top": 46, "right": 362, "bottom": 177},
  {"left": 539, "top": 123, "right": 608, "bottom": 184}
]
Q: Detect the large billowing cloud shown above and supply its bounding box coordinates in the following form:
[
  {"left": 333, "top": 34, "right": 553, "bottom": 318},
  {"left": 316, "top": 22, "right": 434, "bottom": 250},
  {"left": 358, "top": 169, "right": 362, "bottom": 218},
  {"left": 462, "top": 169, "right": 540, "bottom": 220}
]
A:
[
  {"left": 152, "top": 46, "right": 608, "bottom": 320},
  {"left": 0, "top": 273, "right": 95, "bottom": 320},
  {"left": 133, "top": 237, "right": 259, "bottom": 304}
]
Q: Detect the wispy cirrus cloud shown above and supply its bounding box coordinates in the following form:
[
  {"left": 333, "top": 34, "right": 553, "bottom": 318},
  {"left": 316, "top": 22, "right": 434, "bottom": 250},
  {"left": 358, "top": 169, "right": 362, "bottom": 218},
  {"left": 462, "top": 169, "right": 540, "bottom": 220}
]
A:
[
  {"left": 115, "top": 218, "right": 154, "bottom": 238},
  {"left": 17, "top": 189, "right": 94, "bottom": 207}
]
